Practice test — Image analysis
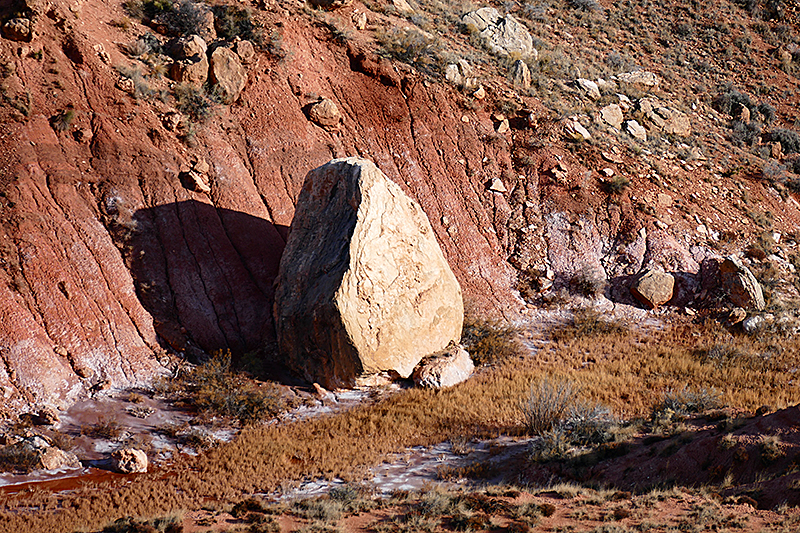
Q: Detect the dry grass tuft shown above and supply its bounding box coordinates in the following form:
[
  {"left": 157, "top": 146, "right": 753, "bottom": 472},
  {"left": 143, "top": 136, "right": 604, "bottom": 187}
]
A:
[{"left": 461, "top": 316, "right": 523, "bottom": 366}]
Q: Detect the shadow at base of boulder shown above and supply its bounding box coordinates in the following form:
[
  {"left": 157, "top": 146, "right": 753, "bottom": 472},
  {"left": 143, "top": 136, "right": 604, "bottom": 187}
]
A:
[{"left": 126, "top": 200, "right": 288, "bottom": 375}]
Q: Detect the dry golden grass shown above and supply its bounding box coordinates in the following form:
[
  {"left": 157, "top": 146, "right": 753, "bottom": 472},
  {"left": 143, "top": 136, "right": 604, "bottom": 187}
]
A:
[{"left": 2, "top": 318, "right": 799, "bottom": 532}]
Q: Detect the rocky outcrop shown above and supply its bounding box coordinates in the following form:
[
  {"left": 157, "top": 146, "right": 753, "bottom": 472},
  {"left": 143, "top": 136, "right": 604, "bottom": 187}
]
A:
[
  {"left": 274, "top": 158, "right": 464, "bottom": 388},
  {"left": 600, "top": 104, "right": 623, "bottom": 129},
  {"left": 169, "top": 35, "right": 209, "bottom": 85},
  {"left": 630, "top": 269, "right": 675, "bottom": 309},
  {"left": 462, "top": 8, "right": 535, "bottom": 58},
  {"left": 3, "top": 18, "right": 32, "bottom": 42},
  {"left": 412, "top": 344, "right": 474, "bottom": 389},
  {"left": 308, "top": 99, "right": 342, "bottom": 129},
  {"left": 625, "top": 119, "right": 647, "bottom": 141},
  {"left": 616, "top": 70, "right": 659, "bottom": 89},
  {"left": 111, "top": 448, "right": 148, "bottom": 473},
  {"left": 721, "top": 256, "right": 765, "bottom": 310},
  {"left": 511, "top": 60, "right": 531, "bottom": 90},
  {"left": 39, "top": 447, "right": 81, "bottom": 470},
  {"left": 638, "top": 98, "right": 691, "bottom": 136},
  {"left": 209, "top": 47, "right": 246, "bottom": 103}
]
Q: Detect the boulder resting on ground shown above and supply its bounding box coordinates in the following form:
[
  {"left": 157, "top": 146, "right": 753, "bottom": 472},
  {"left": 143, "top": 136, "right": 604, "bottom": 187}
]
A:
[
  {"left": 412, "top": 344, "right": 474, "bottom": 389},
  {"left": 462, "top": 8, "right": 535, "bottom": 58},
  {"left": 111, "top": 448, "right": 148, "bottom": 473},
  {"left": 273, "top": 158, "right": 464, "bottom": 389},
  {"left": 721, "top": 256, "right": 765, "bottom": 310},
  {"left": 630, "top": 269, "right": 675, "bottom": 309}
]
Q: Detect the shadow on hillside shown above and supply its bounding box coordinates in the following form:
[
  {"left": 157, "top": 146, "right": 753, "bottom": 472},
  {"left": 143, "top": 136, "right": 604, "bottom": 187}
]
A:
[{"left": 128, "top": 200, "right": 288, "bottom": 375}]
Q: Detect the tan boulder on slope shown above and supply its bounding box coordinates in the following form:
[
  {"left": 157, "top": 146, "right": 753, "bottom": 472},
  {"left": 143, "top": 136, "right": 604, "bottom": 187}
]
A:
[{"left": 273, "top": 158, "right": 464, "bottom": 389}]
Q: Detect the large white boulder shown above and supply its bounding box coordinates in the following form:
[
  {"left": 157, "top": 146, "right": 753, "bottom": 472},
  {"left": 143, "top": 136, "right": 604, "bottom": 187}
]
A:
[
  {"left": 274, "top": 158, "right": 464, "bottom": 388},
  {"left": 462, "top": 8, "right": 535, "bottom": 59}
]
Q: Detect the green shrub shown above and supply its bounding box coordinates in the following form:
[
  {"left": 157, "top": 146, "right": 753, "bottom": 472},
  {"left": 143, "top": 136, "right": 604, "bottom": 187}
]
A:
[
  {"left": 603, "top": 175, "right": 630, "bottom": 194},
  {"left": 460, "top": 317, "right": 521, "bottom": 366}
]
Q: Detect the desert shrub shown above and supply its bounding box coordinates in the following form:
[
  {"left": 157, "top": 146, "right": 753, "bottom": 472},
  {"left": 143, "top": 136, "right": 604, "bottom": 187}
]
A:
[
  {"left": 568, "top": 0, "right": 601, "bottom": 11},
  {"left": 771, "top": 128, "right": 800, "bottom": 154},
  {"left": 713, "top": 85, "right": 754, "bottom": 116},
  {"left": 125, "top": 33, "right": 162, "bottom": 57},
  {"left": 460, "top": 317, "right": 521, "bottom": 365},
  {"left": 529, "top": 426, "right": 571, "bottom": 461},
  {"left": 377, "top": 27, "right": 443, "bottom": 76},
  {"left": 730, "top": 120, "right": 762, "bottom": 147},
  {"left": 0, "top": 443, "right": 39, "bottom": 473},
  {"left": 757, "top": 102, "right": 776, "bottom": 124},
  {"left": 415, "top": 489, "right": 457, "bottom": 517},
  {"left": 450, "top": 507, "right": 489, "bottom": 531},
  {"left": 569, "top": 265, "right": 607, "bottom": 298},
  {"left": 521, "top": 378, "right": 579, "bottom": 435},
  {"left": 50, "top": 109, "right": 74, "bottom": 132},
  {"left": 759, "top": 435, "right": 785, "bottom": 463},
  {"left": 603, "top": 175, "right": 630, "bottom": 194},
  {"left": 293, "top": 497, "right": 343, "bottom": 522},
  {"left": 565, "top": 401, "right": 617, "bottom": 446},
  {"left": 116, "top": 65, "right": 154, "bottom": 99},
  {"left": 82, "top": 416, "right": 124, "bottom": 440},
  {"left": 551, "top": 309, "right": 627, "bottom": 342},
  {"left": 102, "top": 514, "right": 183, "bottom": 533},
  {"left": 169, "top": 0, "right": 208, "bottom": 36},
  {"left": 213, "top": 4, "right": 262, "bottom": 43},
  {"left": 171, "top": 351, "right": 284, "bottom": 424},
  {"left": 173, "top": 83, "right": 213, "bottom": 122},
  {"left": 123, "top": 0, "right": 173, "bottom": 20},
  {"left": 653, "top": 386, "right": 721, "bottom": 417}
]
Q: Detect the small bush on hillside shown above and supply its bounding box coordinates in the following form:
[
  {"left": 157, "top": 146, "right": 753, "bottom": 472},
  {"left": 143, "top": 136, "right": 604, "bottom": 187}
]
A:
[
  {"left": 82, "top": 416, "right": 124, "bottom": 440},
  {"left": 461, "top": 317, "right": 521, "bottom": 365},
  {"left": 730, "top": 120, "right": 762, "bottom": 147},
  {"left": 123, "top": 0, "right": 173, "bottom": 20},
  {"left": 116, "top": 65, "right": 154, "bottom": 99},
  {"left": 213, "top": 4, "right": 262, "bottom": 43},
  {"left": 771, "top": 128, "right": 800, "bottom": 154},
  {"left": 173, "top": 83, "right": 213, "bottom": 122},
  {"left": 169, "top": 0, "right": 207, "bottom": 37},
  {"left": 603, "top": 175, "right": 630, "bottom": 194},
  {"left": 50, "top": 109, "right": 74, "bottom": 132},
  {"left": 551, "top": 309, "right": 627, "bottom": 341},
  {"left": 713, "top": 85, "right": 754, "bottom": 116},
  {"left": 568, "top": 0, "right": 601, "bottom": 11},
  {"left": 124, "top": 33, "right": 163, "bottom": 57},
  {"left": 377, "top": 27, "right": 443, "bottom": 76},
  {"left": 569, "top": 266, "right": 607, "bottom": 298}
]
